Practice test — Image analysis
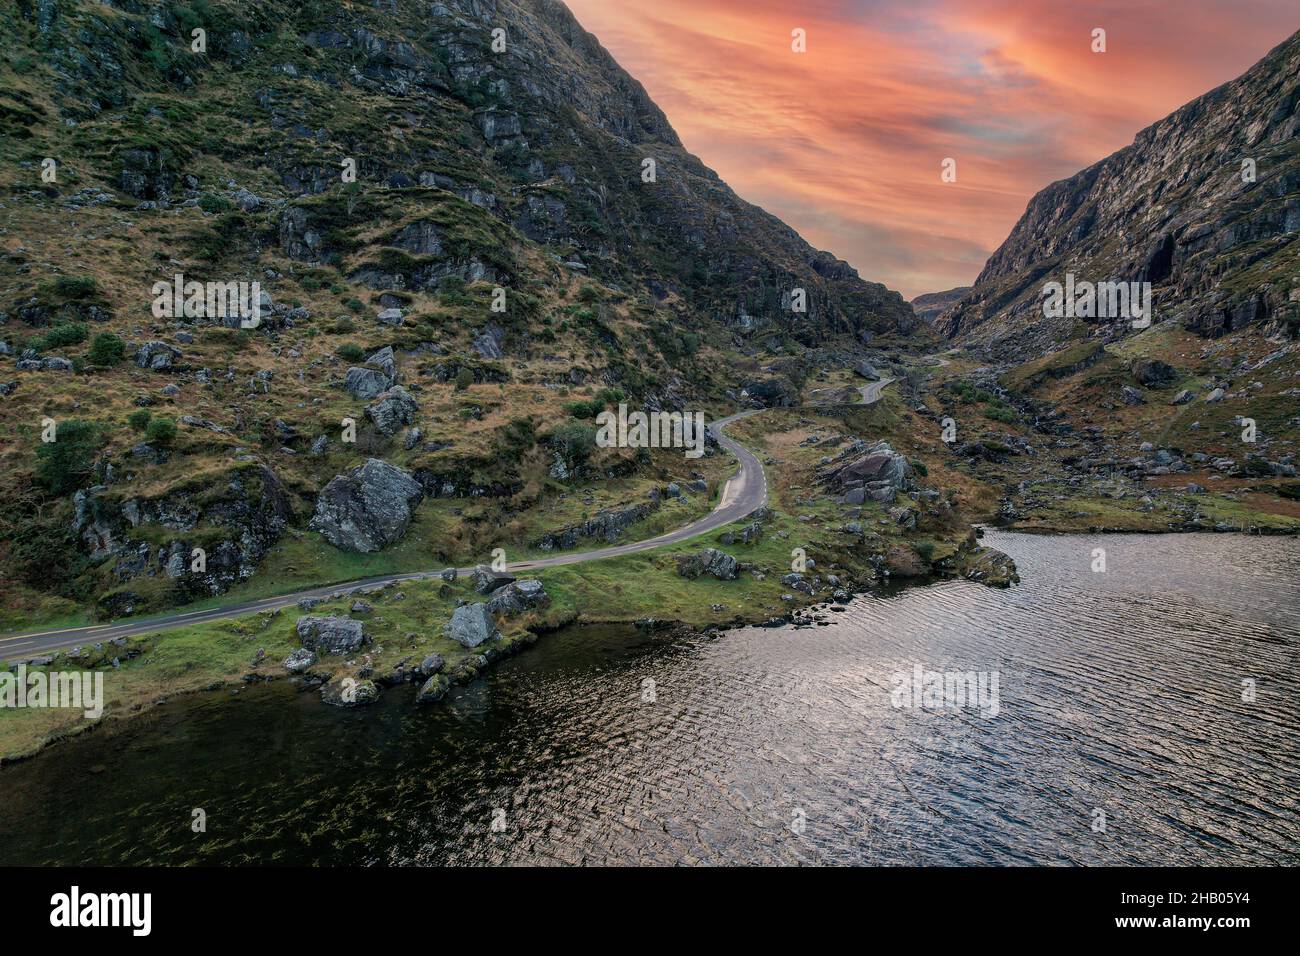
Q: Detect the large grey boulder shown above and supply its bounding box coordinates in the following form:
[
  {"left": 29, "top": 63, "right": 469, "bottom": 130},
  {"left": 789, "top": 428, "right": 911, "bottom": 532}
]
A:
[
  {"left": 826, "top": 441, "right": 912, "bottom": 505},
  {"left": 365, "top": 385, "right": 419, "bottom": 436},
  {"left": 445, "top": 603, "right": 499, "bottom": 648},
  {"left": 136, "top": 341, "right": 181, "bottom": 370},
  {"left": 295, "top": 616, "right": 365, "bottom": 654},
  {"left": 470, "top": 564, "right": 515, "bottom": 594},
  {"left": 486, "top": 579, "right": 551, "bottom": 616},
  {"left": 309, "top": 458, "right": 424, "bottom": 552},
  {"left": 675, "top": 548, "right": 738, "bottom": 580},
  {"left": 344, "top": 366, "right": 393, "bottom": 399}
]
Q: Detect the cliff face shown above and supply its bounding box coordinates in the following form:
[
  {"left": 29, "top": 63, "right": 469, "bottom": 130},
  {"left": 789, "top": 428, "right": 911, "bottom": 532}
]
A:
[{"left": 939, "top": 29, "right": 1300, "bottom": 359}]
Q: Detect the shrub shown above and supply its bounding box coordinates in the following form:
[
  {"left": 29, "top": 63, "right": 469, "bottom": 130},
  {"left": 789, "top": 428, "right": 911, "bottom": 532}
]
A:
[
  {"left": 336, "top": 343, "right": 365, "bottom": 362},
  {"left": 198, "top": 192, "right": 234, "bottom": 214},
  {"left": 453, "top": 367, "right": 474, "bottom": 391},
  {"left": 35, "top": 420, "right": 102, "bottom": 495},
  {"left": 87, "top": 331, "right": 127, "bottom": 365},
  {"left": 127, "top": 409, "right": 153, "bottom": 432},
  {"left": 33, "top": 323, "right": 88, "bottom": 351},
  {"left": 145, "top": 416, "right": 178, "bottom": 446}
]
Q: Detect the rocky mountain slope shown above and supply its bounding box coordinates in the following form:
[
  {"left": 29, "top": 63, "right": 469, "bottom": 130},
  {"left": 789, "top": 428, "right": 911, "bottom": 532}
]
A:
[
  {"left": 0, "top": 0, "right": 913, "bottom": 623},
  {"left": 910, "top": 287, "right": 969, "bottom": 325},
  {"left": 938, "top": 29, "right": 1300, "bottom": 359}
]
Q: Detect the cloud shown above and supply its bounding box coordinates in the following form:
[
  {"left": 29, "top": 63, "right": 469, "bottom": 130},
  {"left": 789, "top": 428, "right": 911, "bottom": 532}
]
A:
[{"left": 566, "top": 0, "right": 1299, "bottom": 298}]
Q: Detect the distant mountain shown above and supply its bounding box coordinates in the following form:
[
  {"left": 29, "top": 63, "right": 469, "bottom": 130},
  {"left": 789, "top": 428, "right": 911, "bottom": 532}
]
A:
[
  {"left": 938, "top": 30, "right": 1300, "bottom": 359},
  {"left": 910, "top": 287, "right": 970, "bottom": 324}
]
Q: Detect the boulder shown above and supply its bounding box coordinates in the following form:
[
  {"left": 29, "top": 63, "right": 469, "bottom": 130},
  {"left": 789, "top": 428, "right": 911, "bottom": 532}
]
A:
[
  {"left": 283, "top": 648, "right": 317, "bottom": 673},
  {"left": 376, "top": 308, "right": 404, "bottom": 326},
  {"left": 675, "top": 548, "right": 738, "bottom": 580},
  {"left": 365, "top": 385, "right": 419, "bottom": 436},
  {"left": 321, "top": 677, "right": 380, "bottom": 707},
  {"left": 309, "top": 458, "right": 424, "bottom": 552},
  {"left": 1121, "top": 385, "right": 1146, "bottom": 405},
  {"left": 486, "top": 579, "right": 551, "bottom": 616},
  {"left": 416, "top": 653, "right": 445, "bottom": 677},
  {"left": 1130, "top": 358, "right": 1176, "bottom": 387},
  {"left": 136, "top": 341, "right": 181, "bottom": 370},
  {"left": 1171, "top": 389, "right": 1195, "bottom": 405},
  {"left": 295, "top": 616, "right": 365, "bottom": 654},
  {"left": 415, "top": 673, "right": 452, "bottom": 704},
  {"left": 470, "top": 564, "right": 515, "bottom": 594},
  {"left": 445, "top": 602, "right": 499, "bottom": 648},
  {"left": 344, "top": 366, "right": 393, "bottom": 399}
]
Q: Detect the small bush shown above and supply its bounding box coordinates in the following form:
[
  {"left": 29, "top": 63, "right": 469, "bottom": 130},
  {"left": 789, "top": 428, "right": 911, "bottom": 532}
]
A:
[
  {"left": 145, "top": 416, "right": 178, "bottom": 446},
  {"left": 33, "top": 323, "right": 88, "bottom": 350},
  {"left": 128, "top": 409, "right": 152, "bottom": 432},
  {"left": 198, "top": 192, "right": 234, "bottom": 214},
  {"left": 35, "top": 420, "right": 102, "bottom": 495},
  {"left": 453, "top": 368, "right": 474, "bottom": 391},
  {"left": 87, "top": 332, "right": 127, "bottom": 365},
  {"left": 336, "top": 343, "right": 365, "bottom": 362}
]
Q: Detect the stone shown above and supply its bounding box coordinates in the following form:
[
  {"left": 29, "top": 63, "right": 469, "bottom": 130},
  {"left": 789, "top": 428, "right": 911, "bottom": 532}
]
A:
[
  {"left": 321, "top": 677, "right": 379, "bottom": 707},
  {"left": 1205, "top": 388, "right": 1225, "bottom": 403},
  {"left": 283, "top": 648, "right": 317, "bottom": 673},
  {"left": 295, "top": 615, "right": 365, "bottom": 654},
  {"left": 1121, "top": 385, "right": 1146, "bottom": 405},
  {"left": 135, "top": 341, "right": 181, "bottom": 370},
  {"left": 343, "top": 366, "right": 393, "bottom": 399},
  {"left": 439, "top": 567, "right": 457, "bottom": 583},
  {"left": 486, "top": 579, "right": 551, "bottom": 616},
  {"left": 416, "top": 653, "right": 445, "bottom": 677},
  {"left": 1130, "top": 359, "right": 1176, "bottom": 387},
  {"left": 470, "top": 564, "right": 515, "bottom": 594},
  {"left": 365, "top": 385, "right": 419, "bottom": 436},
  {"left": 1171, "top": 389, "right": 1195, "bottom": 405},
  {"left": 309, "top": 459, "right": 425, "bottom": 552},
  {"left": 376, "top": 307, "right": 404, "bottom": 326},
  {"left": 675, "top": 548, "right": 738, "bottom": 580},
  {"left": 444, "top": 602, "right": 499, "bottom": 648},
  {"left": 415, "top": 673, "right": 452, "bottom": 704}
]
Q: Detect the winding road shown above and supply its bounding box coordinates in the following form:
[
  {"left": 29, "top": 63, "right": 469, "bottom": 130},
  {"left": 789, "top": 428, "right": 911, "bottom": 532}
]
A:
[
  {"left": 1, "top": 377, "right": 902, "bottom": 662},
  {"left": 0, "top": 409, "right": 771, "bottom": 660}
]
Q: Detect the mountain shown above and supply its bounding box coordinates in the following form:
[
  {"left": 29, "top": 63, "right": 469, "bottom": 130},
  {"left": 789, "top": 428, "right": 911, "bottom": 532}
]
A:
[
  {"left": 910, "top": 287, "right": 970, "bottom": 325},
  {"left": 938, "top": 29, "right": 1300, "bottom": 359},
  {"left": 0, "top": 0, "right": 912, "bottom": 620}
]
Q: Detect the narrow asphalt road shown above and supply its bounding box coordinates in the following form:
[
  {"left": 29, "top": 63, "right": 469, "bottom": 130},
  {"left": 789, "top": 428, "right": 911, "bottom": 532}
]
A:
[
  {"left": 0, "top": 409, "right": 771, "bottom": 661},
  {"left": 858, "top": 376, "right": 896, "bottom": 404}
]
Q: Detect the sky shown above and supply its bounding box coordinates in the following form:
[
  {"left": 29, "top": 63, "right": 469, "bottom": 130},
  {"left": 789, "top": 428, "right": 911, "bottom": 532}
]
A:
[{"left": 565, "top": 0, "right": 1299, "bottom": 299}]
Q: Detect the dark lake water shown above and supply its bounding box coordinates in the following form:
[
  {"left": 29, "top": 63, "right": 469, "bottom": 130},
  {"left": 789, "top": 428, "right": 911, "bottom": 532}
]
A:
[{"left": 1, "top": 530, "right": 1297, "bottom": 865}]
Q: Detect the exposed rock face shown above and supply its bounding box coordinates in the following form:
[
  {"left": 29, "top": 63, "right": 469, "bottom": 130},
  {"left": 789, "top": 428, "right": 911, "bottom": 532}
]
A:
[
  {"left": 296, "top": 616, "right": 366, "bottom": 654},
  {"left": 309, "top": 459, "right": 425, "bottom": 552},
  {"left": 675, "top": 548, "right": 738, "bottom": 580},
  {"left": 910, "top": 287, "right": 970, "bottom": 325},
  {"left": 534, "top": 501, "right": 657, "bottom": 550},
  {"left": 365, "top": 385, "right": 419, "bottom": 435},
  {"left": 486, "top": 579, "right": 550, "bottom": 615},
  {"left": 445, "top": 602, "right": 499, "bottom": 648},
  {"left": 71, "top": 464, "right": 293, "bottom": 606},
  {"left": 939, "top": 30, "right": 1300, "bottom": 357}
]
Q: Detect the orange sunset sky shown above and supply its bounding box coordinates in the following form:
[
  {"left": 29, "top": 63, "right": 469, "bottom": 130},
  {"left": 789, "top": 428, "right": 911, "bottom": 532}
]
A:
[{"left": 565, "top": 0, "right": 1299, "bottom": 299}]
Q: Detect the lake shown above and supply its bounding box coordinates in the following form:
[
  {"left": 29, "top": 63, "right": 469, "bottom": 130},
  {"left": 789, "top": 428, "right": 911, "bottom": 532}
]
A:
[{"left": 1, "top": 530, "right": 1296, "bottom": 865}]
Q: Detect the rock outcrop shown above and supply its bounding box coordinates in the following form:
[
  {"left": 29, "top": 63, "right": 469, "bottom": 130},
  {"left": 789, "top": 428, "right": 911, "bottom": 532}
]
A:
[{"left": 310, "top": 459, "right": 424, "bottom": 552}]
